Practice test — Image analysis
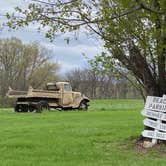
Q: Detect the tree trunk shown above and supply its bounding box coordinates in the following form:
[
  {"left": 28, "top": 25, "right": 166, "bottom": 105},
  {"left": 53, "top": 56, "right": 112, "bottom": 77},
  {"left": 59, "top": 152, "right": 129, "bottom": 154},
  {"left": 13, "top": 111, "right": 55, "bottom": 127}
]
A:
[
  {"left": 154, "top": 0, "right": 166, "bottom": 97},
  {"left": 112, "top": 46, "right": 160, "bottom": 99}
]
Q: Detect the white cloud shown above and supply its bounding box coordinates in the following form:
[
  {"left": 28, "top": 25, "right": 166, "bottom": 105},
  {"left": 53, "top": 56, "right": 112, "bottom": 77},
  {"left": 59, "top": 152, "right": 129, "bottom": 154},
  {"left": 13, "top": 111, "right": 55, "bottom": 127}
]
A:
[{"left": 40, "top": 42, "right": 102, "bottom": 73}]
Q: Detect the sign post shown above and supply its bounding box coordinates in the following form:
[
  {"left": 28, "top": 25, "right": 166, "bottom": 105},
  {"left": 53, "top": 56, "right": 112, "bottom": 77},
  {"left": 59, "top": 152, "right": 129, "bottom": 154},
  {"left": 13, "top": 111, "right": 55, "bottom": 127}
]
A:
[{"left": 141, "top": 95, "right": 166, "bottom": 147}]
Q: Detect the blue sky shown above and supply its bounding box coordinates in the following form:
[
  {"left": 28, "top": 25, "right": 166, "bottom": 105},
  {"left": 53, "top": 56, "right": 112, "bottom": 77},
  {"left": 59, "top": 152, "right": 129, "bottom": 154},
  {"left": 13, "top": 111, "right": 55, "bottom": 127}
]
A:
[{"left": 0, "top": 0, "right": 103, "bottom": 74}]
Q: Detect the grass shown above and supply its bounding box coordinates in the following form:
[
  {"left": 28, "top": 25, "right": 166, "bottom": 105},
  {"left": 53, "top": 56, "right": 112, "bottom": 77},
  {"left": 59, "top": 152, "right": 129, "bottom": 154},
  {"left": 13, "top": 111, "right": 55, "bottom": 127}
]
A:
[{"left": 0, "top": 99, "right": 166, "bottom": 166}]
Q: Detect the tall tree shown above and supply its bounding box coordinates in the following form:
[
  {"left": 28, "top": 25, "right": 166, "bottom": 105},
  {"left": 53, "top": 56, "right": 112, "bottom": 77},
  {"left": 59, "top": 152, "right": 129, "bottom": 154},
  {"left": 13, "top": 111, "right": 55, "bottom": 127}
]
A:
[
  {"left": 0, "top": 37, "right": 59, "bottom": 97},
  {"left": 6, "top": 0, "right": 166, "bottom": 98}
]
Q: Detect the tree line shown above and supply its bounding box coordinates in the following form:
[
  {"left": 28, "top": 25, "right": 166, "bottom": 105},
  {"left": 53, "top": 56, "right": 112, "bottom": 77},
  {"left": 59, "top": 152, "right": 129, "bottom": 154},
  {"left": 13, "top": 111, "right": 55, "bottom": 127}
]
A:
[{"left": 65, "top": 68, "right": 141, "bottom": 99}]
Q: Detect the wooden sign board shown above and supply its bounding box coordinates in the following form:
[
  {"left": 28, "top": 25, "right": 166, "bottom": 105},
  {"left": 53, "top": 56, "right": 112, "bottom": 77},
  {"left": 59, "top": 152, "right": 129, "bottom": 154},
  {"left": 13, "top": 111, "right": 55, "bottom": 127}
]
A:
[
  {"left": 143, "top": 118, "right": 166, "bottom": 132},
  {"left": 141, "top": 95, "right": 166, "bottom": 145},
  {"left": 142, "top": 130, "right": 166, "bottom": 141},
  {"left": 145, "top": 96, "right": 166, "bottom": 112},
  {"left": 141, "top": 109, "right": 166, "bottom": 121}
]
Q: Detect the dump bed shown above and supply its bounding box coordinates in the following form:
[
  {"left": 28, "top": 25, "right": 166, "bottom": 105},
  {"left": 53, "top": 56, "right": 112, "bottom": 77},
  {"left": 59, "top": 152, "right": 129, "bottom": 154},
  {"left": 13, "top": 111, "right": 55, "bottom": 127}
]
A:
[{"left": 7, "top": 87, "right": 61, "bottom": 99}]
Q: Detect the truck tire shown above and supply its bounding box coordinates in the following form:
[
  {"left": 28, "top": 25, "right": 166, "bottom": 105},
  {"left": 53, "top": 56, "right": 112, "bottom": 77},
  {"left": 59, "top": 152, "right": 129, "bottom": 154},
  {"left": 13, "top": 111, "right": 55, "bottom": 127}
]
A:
[
  {"left": 36, "top": 101, "right": 50, "bottom": 113},
  {"left": 79, "top": 101, "right": 88, "bottom": 111},
  {"left": 22, "top": 105, "right": 29, "bottom": 112},
  {"left": 15, "top": 104, "right": 23, "bottom": 112},
  {"left": 15, "top": 104, "right": 28, "bottom": 113},
  {"left": 29, "top": 105, "right": 36, "bottom": 112}
]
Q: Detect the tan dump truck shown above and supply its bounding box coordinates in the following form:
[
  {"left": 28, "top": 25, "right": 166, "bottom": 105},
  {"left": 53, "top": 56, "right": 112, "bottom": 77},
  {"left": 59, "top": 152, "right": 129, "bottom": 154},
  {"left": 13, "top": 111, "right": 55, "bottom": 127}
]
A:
[{"left": 7, "top": 82, "right": 90, "bottom": 113}]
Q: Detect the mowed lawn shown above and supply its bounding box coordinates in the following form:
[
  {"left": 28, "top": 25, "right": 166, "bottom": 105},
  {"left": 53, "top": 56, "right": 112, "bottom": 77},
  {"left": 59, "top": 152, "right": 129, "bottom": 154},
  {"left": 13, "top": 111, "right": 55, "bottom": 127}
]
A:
[{"left": 0, "top": 99, "right": 166, "bottom": 166}]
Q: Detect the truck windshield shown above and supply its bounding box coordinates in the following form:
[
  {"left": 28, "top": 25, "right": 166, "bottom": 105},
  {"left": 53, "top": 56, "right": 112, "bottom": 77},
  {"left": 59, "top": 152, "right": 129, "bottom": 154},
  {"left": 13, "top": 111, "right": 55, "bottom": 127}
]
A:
[
  {"left": 64, "top": 84, "right": 72, "bottom": 91},
  {"left": 47, "top": 85, "right": 57, "bottom": 91}
]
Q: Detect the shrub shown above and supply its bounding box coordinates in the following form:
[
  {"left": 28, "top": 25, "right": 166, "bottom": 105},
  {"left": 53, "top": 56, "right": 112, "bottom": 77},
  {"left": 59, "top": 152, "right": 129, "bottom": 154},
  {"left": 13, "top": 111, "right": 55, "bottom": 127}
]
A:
[{"left": 0, "top": 97, "right": 16, "bottom": 108}]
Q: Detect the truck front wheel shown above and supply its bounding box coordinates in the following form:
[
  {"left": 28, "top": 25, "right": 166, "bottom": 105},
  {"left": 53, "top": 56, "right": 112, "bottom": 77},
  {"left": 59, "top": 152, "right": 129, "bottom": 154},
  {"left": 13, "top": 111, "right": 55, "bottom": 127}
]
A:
[{"left": 79, "top": 101, "right": 88, "bottom": 111}]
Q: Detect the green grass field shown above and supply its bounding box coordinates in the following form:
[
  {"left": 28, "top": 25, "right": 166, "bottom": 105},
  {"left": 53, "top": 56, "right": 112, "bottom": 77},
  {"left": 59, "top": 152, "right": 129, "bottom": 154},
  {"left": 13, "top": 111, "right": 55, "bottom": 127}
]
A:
[{"left": 1, "top": 99, "right": 166, "bottom": 166}]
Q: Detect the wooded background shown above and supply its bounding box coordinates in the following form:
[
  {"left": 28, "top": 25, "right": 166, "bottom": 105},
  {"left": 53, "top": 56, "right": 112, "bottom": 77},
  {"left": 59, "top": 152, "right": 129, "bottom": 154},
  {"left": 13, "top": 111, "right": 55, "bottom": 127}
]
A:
[
  {"left": 0, "top": 37, "right": 141, "bottom": 107},
  {"left": 6, "top": 0, "right": 166, "bottom": 101},
  {"left": 66, "top": 68, "right": 141, "bottom": 99}
]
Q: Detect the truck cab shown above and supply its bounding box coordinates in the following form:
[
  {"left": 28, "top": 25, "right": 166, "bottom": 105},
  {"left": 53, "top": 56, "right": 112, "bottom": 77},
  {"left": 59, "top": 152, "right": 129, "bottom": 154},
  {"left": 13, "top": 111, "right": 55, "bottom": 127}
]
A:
[{"left": 46, "top": 82, "right": 89, "bottom": 109}]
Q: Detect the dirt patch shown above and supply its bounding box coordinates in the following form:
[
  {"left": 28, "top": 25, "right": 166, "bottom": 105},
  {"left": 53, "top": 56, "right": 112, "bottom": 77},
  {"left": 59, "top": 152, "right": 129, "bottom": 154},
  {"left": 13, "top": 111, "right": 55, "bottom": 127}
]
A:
[{"left": 135, "top": 136, "right": 166, "bottom": 154}]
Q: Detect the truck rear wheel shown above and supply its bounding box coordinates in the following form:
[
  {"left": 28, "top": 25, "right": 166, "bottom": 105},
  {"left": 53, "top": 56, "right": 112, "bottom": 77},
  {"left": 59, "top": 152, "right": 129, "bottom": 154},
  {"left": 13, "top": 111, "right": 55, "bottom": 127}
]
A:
[
  {"left": 15, "top": 104, "right": 23, "bottom": 112},
  {"left": 29, "top": 105, "right": 36, "bottom": 112},
  {"left": 36, "top": 101, "right": 50, "bottom": 113},
  {"left": 15, "top": 104, "right": 28, "bottom": 113}
]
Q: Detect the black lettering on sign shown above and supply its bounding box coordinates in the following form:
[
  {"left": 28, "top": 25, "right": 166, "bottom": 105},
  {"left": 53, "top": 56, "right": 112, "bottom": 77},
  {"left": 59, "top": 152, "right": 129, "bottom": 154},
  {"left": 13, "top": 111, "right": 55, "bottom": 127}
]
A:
[
  {"left": 148, "top": 131, "right": 154, "bottom": 137},
  {"left": 164, "top": 114, "right": 166, "bottom": 119},
  {"left": 149, "top": 103, "right": 166, "bottom": 111},
  {"left": 163, "top": 99, "right": 166, "bottom": 104},
  {"left": 149, "top": 120, "right": 157, "bottom": 127},
  {"left": 159, "top": 98, "right": 163, "bottom": 104},
  {"left": 164, "top": 105, "right": 166, "bottom": 110},
  {"left": 156, "top": 132, "right": 165, "bottom": 139},
  {"left": 153, "top": 97, "right": 159, "bottom": 103},
  {"left": 159, "top": 113, "right": 163, "bottom": 119},
  {"left": 160, "top": 124, "right": 166, "bottom": 131},
  {"left": 152, "top": 104, "right": 156, "bottom": 109},
  {"left": 148, "top": 103, "right": 153, "bottom": 109},
  {"left": 152, "top": 97, "right": 166, "bottom": 104}
]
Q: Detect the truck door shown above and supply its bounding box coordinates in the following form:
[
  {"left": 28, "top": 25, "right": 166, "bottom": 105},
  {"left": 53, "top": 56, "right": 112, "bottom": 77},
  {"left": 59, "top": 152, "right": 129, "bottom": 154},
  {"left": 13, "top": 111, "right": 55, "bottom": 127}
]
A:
[{"left": 62, "top": 84, "right": 73, "bottom": 106}]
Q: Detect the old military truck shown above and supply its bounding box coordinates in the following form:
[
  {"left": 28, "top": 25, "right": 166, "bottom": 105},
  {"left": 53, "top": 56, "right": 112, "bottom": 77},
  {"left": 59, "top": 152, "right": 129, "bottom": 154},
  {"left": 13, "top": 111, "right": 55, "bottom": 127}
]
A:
[{"left": 7, "top": 82, "right": 89, "bottom": 113}]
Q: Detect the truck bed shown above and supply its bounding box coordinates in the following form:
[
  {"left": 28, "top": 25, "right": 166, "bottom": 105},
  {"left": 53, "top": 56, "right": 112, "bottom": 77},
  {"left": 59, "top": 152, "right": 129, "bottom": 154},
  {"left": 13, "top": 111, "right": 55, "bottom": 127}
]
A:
[{"left": 7, "top": 87, "right": 61, "bottom": 99}]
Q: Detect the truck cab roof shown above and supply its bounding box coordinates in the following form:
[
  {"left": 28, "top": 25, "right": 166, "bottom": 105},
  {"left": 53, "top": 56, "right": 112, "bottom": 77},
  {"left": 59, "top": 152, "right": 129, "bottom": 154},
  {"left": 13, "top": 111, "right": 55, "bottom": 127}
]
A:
[
  {"left": 46, "top": 82, "right": 71, "bottom": 91},
  {"left": 46, "top": 82, "right": 70, "bottom": 86}
]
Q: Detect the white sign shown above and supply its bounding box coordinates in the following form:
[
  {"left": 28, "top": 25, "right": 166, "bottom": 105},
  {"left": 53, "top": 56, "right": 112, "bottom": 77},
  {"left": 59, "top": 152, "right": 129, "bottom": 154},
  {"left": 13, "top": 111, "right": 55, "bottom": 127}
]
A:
[
  {"left": 141, "top": 109, "right": 166, "bottom": 121},
  {"left": 145, "top": 96, "right": 166, "bottom": 112},
  {"left": 143, "top": 118, "right": 166, "bottom": 132},
  {"left": 142, "top": 130, "right": 166, "bottom": 141},
  {"left": 141, "top": 95, "right": 166, "bottom": 144}
]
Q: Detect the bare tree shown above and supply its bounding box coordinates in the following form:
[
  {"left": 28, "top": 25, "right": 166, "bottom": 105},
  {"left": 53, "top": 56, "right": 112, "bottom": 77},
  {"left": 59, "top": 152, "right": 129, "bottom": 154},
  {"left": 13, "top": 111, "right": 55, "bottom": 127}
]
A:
[
  {"left": 0, "top": 37, "right": 59, "bottom": 97},
  {"left": 66, "top": 68, "right": 141, "bottom": 99}
]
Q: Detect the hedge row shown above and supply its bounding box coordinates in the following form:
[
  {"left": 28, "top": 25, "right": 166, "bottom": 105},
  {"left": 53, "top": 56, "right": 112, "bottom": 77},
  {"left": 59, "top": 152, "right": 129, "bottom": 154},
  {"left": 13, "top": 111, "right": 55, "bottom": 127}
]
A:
[{"left": 0, "top": 97, "right": 16, "bottom": 108}]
